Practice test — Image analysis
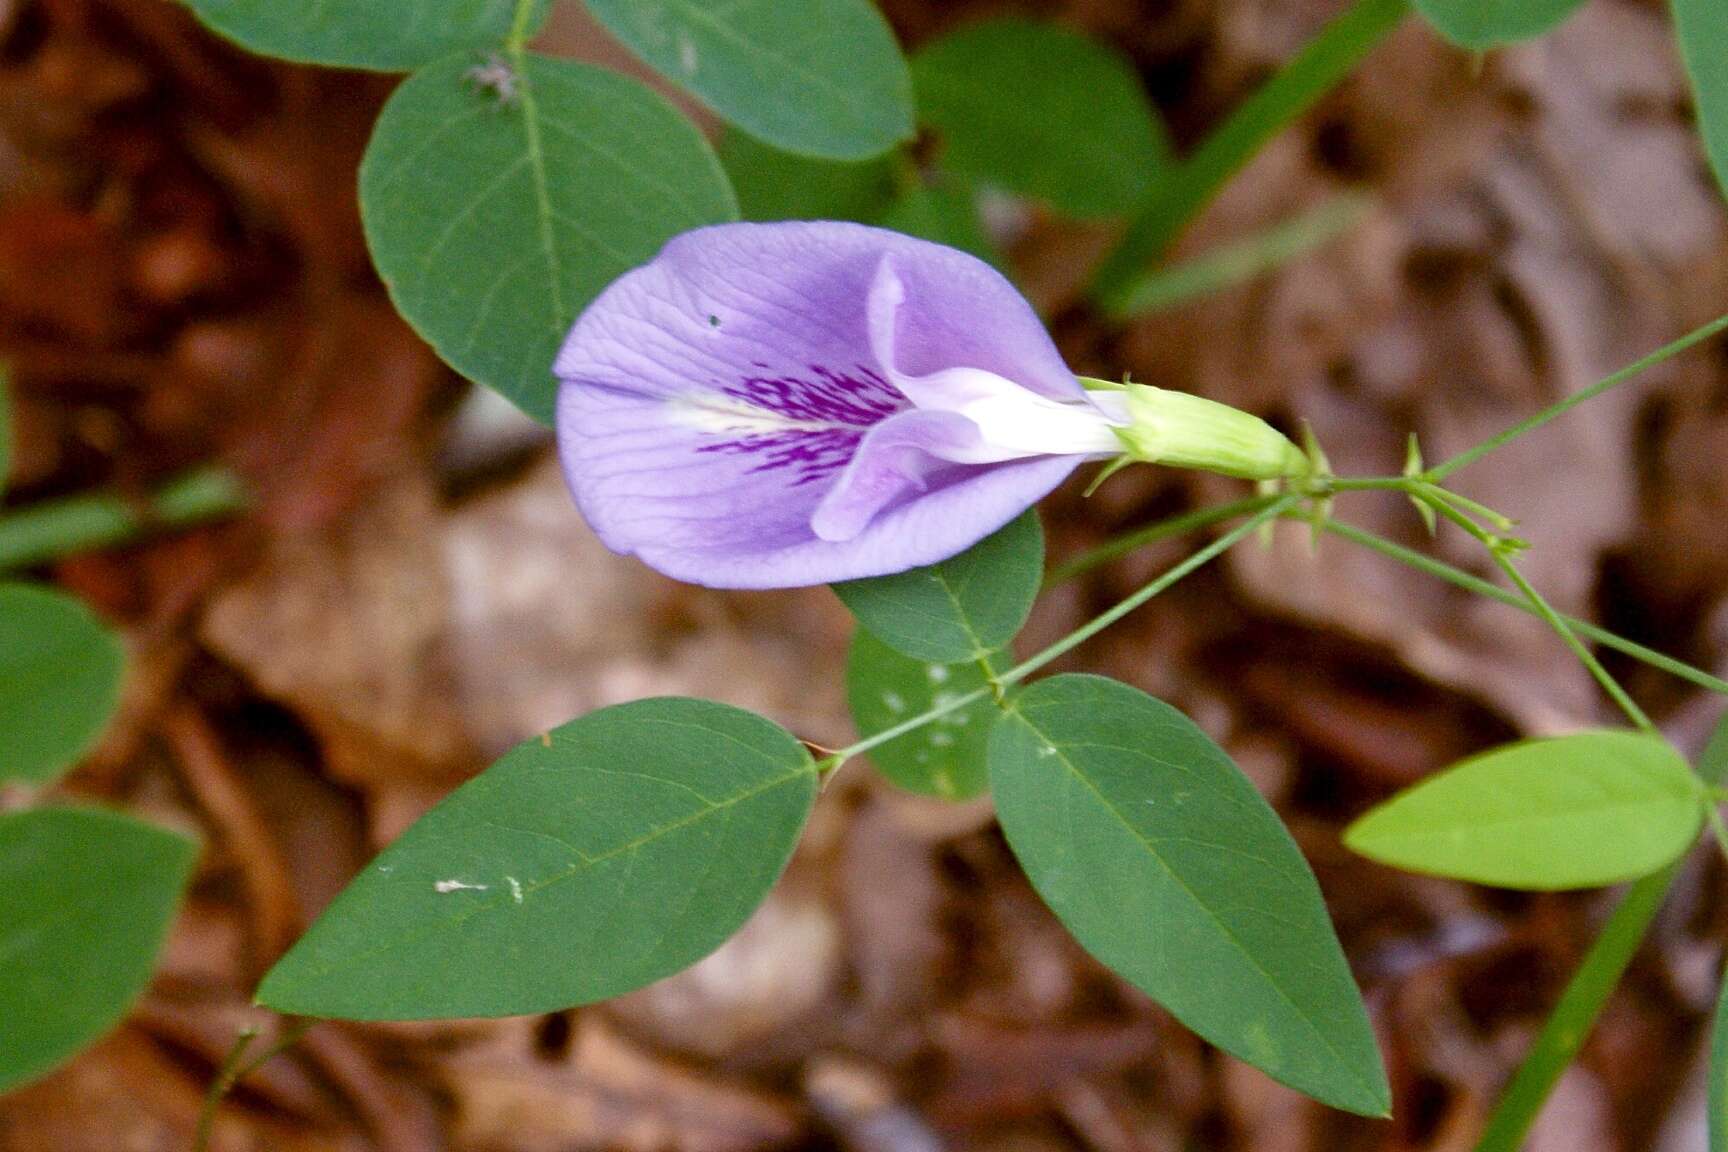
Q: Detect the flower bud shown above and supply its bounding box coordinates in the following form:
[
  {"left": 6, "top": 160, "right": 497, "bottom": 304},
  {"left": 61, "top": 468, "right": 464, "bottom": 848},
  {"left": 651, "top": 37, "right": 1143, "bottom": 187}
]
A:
[{"left": 1096, "top": 382, "right": 1309, "bottom": 481}]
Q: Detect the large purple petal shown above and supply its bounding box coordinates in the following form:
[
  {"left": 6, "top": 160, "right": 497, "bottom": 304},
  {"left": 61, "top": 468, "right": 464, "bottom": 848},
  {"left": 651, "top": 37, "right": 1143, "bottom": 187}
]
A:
[
  {"left": 812, "top": 409, "right": 983, "bottom": 542},
  {"left": 555, "top": 221, "right": 1086, "bottom": 588}
]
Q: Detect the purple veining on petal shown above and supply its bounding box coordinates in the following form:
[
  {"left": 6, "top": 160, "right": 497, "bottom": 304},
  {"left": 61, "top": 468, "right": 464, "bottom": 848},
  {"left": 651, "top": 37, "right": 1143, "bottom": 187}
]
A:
[
  {"left": 723, "top": 365, "right": 904, "bottom": 425},
  {"left": 695, "top": 426, "right": 863, "bottom": 486},
  {"left": 691, "top": 363, "right": 907, "bottom": 486}
]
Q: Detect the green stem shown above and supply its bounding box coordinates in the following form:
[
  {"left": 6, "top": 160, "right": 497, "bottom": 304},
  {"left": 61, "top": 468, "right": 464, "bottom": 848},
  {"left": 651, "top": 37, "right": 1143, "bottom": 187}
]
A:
[
  {"left": 1410, "top": 490, "right": 1653, "bottom": 732},
  {"left": 1044, "top": 494, "right": 1280, "bottom": 586},
  {"left": 1469, "top": 720, "right": 1728, "bottom": 1152},
  {"left": 1429, "top": 312, "right": 1728, "bottom": 483},
  {"left": 1004, "top": 496, "right": 1300, "bottom": 684},
  {"left": 0, "top": 466, "right": 248, "bottom": 572},
  {"left": 1319, "top": 519, "right": 1728, "bottom": 697},
  {"left": 838, "top": 497, "right": 1298, "bottom": 761},
  {"left": 1486, "top": 549, "right": 1653, "bottom": 732},
  {"left": 1472, "top": 867, "right": 1681, "bottom": 1152},
  {"left": 193, "top": 1028, "right": 258, "bottom": 1152},
  {"left": 977, "top": 650, "right": 1010, "bottom": 706},
  {"left": 1090, "top": 0, "right": 1409, "bottom": 307},
  {"left": 193, "top": 1019, "right": 312, "bottom": 1152}
]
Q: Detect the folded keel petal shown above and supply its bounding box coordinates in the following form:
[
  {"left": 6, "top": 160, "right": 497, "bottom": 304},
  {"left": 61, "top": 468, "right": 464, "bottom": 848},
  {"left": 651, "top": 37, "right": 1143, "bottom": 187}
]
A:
[{"left": 812, "top": 410, "right": 982, "bottom": 542}]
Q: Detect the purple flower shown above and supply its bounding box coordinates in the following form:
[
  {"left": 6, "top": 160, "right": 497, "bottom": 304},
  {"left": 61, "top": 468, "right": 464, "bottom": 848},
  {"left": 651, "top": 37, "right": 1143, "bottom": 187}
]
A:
[{"left": 554, "top": 221, "right": 1126, "bottom": 589}]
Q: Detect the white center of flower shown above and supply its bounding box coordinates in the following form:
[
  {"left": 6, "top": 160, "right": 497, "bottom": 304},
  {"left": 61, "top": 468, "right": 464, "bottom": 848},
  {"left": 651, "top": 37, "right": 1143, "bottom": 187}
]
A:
[
  {"left": 666, "top": 393, "right": 837, "bottom": 437},
  {"left": 897, "top": 366, "right": 1127, "bottom": 464}
]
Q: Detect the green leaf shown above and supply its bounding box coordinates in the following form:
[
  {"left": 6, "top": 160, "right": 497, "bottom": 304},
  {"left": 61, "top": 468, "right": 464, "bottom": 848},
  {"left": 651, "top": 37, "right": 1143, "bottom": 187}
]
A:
[
  {"left": 832, "top": 510, "right": 1043, "bottom": 664},
  {"left": 846, "top": 630, "right": 996, "bottom": 799},
  {"left": 1410, "top": 0, "right": 1586, "bottom": 48},
  {"left": 1676, "top": 0, "right": 1728, "bottom": 201},
  {"left": 0, "top": 806, "right": 197, "bottom": 1093},
  {"left": 582, "top": 0, "right": 915, "bottom": 160},
  {"left": 179, "top": 0, "right": 550, "bottom": 72},
  {"left": 878, "top": 182, "right": 1004, "bottom": 270},
  {"left": 718, "top": 131, "right": 899, "bottom": 223},
  {"left": 990, "top": 674, "right": 1389, "bottom": 1116},
  {"left": 912, "top": 18, "right": 1170, "bottom": 218},
  {"left": 1344, "top": 731, "right": 1702, "bottom": 890},
  {"left": 0, "top": 584, "right": 125, "bottom": 787},
  {"left": 360, "top": 54, "right": 738, "bottom": 424},
  {"left": 257, "top": 698, "right": 818, "bottom": 1020}
]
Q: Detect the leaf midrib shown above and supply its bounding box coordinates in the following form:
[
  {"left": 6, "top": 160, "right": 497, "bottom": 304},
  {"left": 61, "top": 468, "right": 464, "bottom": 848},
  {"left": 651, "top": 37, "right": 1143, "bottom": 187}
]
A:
[
  {"left": 264, "top": 758, "right": 816, "bottom": 996},
  {"left": 1009, "top": 702, "right": 1383, "bottom": 1110}
]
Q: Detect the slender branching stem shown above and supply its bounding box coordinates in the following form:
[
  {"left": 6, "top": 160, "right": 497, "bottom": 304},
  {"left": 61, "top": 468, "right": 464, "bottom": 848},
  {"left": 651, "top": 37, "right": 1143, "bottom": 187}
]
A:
[
  {"left": 835, "top": 497, "right": 1298, "bottom": 763},
  {"left": 1428, "top": 312, "right": 1728, "bottom": 483},
  {"left": 1403, "top": 484, "right": 1654, "bottom": 732},
  {"left": 192, "top": 1028, "right": 258, "bottom": 1152},
  {"left": 1044, "top": 494, "right": 1281, "bottom": 587},
  {"left": 192, "top": 1019, "right": 313, "bottom": 1152},
  {"left": 1319, "top": 519, "right": 1728, "bottom": 696}
]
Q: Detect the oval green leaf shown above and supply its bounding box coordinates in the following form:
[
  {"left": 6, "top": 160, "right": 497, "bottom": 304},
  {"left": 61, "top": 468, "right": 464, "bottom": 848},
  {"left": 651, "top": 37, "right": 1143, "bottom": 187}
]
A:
[
  {"left": 1344, "top": 731, "right": 1702, "bottom": 891},
  {"left": 0, "top": 584, "right": 125, "bottom": 787},
  {"left": 257, "top": 698, "right": 818, "bottom": 1020},
  {"left": 0, "top": 806, "right": 197, "bottom": 1093},
  {"left": 832, "top": 511, "right": 1043, "bottom": 665},
  {"left": 990, "top": 674, "right": 1389, "bottom": 1116},
  {"left": 179, "top": 0, "right": 550, "bottom": 72},
  {"left": 718, "top": 131, "right": 898, "bottom": 223},
  {"left": 583, "top": 0, "right": 915, "bottom": 160},
  {"left": 1410, "top": 0, "right": 1586, "bottom": 48},
  {"left": 1676, "top": 0, "right": 1728, "bottom": 201},
  {"left": 846, "top": 629, "right": 997, "bottom": 799},
  {"left": 912, "top": 18, "right": 1170, "bottom": 218},
  {"left": 360, "top": 54, "right": 738, "bottom": 424}
]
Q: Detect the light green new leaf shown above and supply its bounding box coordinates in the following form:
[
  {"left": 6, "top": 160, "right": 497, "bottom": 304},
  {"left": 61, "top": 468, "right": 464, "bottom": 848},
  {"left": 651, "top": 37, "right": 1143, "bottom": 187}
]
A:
[
  {"left": 360, "top": 54, "right": 737, "bottom": 424},
  {"left": 718, "top": 131, "right": 899, "bottom": 223},
  {"left": 1345, "top": 731, "right": 1702, "bottom": 890},
  {"left": 1410, "top": 0, "right": 1586, "bottom": 48},
  {"left": 0, "top": 584, "right": 125, "bottom": 787},
  {"left": 257, "top": 698, "right": 818, "bottom": 1020},
  {"left": 583, "top": 0, "right": 914, "bottom": 160},
  {"left": 1675, "top": 0, "right": 1728, "bottom": 201},
  {"left": 179, "top": 0, "right": 550, "bottom": 72},
  {"left": 833, "top": 510, "right": 1043, "bottom": 664},
  {"left": 913, "top": 19, "right": 1170, "bottom": 218},
  {"left": 0, "top": 807, "right": 197, "bottom": 1093},
  {"left": 846, "top": 630, "right": 997, "bottom": 799},
  {"left": 990, "top": 675, "right": 1389, "bottom": 1116}
]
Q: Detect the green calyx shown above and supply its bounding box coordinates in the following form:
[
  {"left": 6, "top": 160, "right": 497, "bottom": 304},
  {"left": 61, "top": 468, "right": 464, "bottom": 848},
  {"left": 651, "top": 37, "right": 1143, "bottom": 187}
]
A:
[{"left": 1084, "top": 379, "right": 1309, "bottom": 481}]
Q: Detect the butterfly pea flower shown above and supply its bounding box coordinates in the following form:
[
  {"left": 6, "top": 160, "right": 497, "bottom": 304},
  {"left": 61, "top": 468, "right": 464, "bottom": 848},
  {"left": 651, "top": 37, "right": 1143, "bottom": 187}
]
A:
[{"left": 554, "top": 221, "right": 1304, "bottom": 589}]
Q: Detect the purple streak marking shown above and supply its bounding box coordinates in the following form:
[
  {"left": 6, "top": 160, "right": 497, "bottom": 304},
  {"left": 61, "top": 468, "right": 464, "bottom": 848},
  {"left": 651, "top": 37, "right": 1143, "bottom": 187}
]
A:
[{"left": 695, "top": 364, "right": 905, "bottom": 485}]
